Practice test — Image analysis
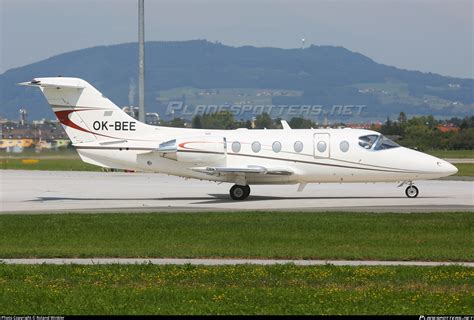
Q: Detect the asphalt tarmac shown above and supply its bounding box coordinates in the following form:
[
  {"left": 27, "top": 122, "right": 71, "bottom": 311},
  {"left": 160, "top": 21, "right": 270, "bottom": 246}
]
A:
[{"left": 1, "top": 170, "right": 473, "bottom": 213}]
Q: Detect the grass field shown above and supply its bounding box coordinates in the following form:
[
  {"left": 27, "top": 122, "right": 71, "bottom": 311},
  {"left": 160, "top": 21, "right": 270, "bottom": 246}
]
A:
[
  {"left": 454, "top": 163, "right": 474, "bottom": 177},
  {"left": 427, "top": 149, "right": 473, "bottom": 159},
  {"left": 1, "top": 211, "right": 472, "bottom": 315},
  {"left": 0, "top": 158, "right": 102, "bottom": 171},
  {"left": 0, "top": 149, "right": 79, "bottom": 158},
  {"left": 0, "top": 212, "right": 472, "bottom": 261},
  {"left": 0, "top": 264, "right": 471, "bottom": 314},
  {"left": 0, "top": 149, "right": 102, "bottom": 171}
]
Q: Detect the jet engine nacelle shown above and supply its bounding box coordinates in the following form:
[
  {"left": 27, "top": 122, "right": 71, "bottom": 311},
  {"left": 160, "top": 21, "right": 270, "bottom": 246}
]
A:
[
  {"left": 177, "top": 136, "right": 226, "bottom": 162},
  {"left": 158, "top": 136, "right": 227, "bottom": 163}
]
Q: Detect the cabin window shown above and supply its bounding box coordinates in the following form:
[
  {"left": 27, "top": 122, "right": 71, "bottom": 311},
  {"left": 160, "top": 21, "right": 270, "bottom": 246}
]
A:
[
  {"left": 340, "top": 140, "right": 349, "bottom": 152},
  {"left": 252, "top": 141, "right": 261, "bottom": 153},
  {"left": 272, "top": 141, "right": 282, "bottom": 153},
  {"left": 317, "top": 141, "right": 327, "bottom": 153},
  {"left": 294, "top": 141, "right": 303, "bottom": 153},
  {"left": 232, "top": 141, "right": 241, "bottom": 153}
]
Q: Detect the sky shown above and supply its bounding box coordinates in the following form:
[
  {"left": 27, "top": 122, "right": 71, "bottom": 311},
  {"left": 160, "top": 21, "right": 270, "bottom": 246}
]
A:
[{"left": 1, "top": 0, "right": 473, "bottom": 78}]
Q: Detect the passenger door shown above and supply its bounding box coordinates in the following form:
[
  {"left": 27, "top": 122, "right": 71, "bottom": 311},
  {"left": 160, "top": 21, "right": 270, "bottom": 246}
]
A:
[{"left": 313, "top": 133, "right": 330, "bottom": 158}]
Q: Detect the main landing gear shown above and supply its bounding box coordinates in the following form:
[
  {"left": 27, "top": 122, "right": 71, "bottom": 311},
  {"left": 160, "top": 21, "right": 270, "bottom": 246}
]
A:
[
  {"left": 405, "top": 183, "right": 419, "bottom": 198},
  {"left": 230, "top": 184, "right": 251, "bottom": 200}
]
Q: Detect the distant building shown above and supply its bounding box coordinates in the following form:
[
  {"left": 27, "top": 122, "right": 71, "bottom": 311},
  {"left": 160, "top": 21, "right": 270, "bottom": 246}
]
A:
[
  {"left": 122, "top": 106, "right": 160, "bottom": 125},
  {"left": 436, "top": 124, "right": 460, "bottom": 133},
  {"left": 122, "top": 106, "right": 139, "bottom": 119},
  {"left": 146, "top": 113, "right": 160, "bottom": 125},
  {"left": 1, "top": 120, "right": 67, "bottom": 140},
  {"left": 0, "top": 118, "right": 70, "bottom": 152},
  {"left": 0, "top": 138, "right": 34, "bottom": 150},
  {"left": 346, "top": 123, "right": 382, "bottom": 130}
]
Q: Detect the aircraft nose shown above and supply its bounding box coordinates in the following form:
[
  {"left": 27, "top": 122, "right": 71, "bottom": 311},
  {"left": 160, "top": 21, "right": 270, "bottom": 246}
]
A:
[{"left": 435, "top": 160, "right": 458, "bottom": 176}]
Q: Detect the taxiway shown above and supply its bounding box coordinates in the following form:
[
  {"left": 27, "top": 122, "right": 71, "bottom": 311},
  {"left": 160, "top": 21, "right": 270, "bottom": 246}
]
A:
[{"left": 0, "top": 170, "right": 472, "bottom": 213}]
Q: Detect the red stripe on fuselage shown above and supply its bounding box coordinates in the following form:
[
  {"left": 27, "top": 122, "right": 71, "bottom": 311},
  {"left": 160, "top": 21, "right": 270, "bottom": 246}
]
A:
[{"left": 178, "top": 141, "right": 219, "bottom": 150}]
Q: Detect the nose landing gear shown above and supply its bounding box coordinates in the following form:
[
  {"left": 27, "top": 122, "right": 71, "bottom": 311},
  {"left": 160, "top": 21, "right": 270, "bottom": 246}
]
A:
[
  {"left": 405, "top": 184, "right": 419, "bottom": 198},
  {"left": 398, "top": 181, "right": 419, "bottom": 198},
  {"left": 230, "top": 184, "right": 251, "bottom": 200}
]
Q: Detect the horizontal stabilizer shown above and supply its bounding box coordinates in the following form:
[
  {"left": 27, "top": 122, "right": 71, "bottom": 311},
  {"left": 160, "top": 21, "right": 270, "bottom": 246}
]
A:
[{"left": 18, "top": 78, "right": 86, "bottom": 89}]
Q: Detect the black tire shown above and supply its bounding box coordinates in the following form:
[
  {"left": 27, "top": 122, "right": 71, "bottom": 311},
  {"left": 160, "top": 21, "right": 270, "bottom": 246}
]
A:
[
  {"left": 405, "top": 185, "right": 419, "bottom": 198},
  {"left": 243, "top": 185, "right": 251, "bottom": 199},
  {"left": 230, "top": 185, "right": 247, "bottom": 200}
]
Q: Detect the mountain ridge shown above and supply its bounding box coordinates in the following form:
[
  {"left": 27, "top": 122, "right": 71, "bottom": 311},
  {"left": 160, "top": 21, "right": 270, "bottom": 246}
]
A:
[{"left": 1, "top": 40, "right": 472, "bottom": 120}]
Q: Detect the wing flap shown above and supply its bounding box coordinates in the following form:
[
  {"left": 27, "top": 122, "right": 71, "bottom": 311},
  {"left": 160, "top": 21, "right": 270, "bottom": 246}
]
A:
[{"left": 191, "top": 165, "right": 294, "bottom": 176}]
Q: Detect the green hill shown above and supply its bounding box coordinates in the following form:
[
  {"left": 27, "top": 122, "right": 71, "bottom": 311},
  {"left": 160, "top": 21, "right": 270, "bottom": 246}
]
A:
[{"left": 0, "top": 40, "right": 472, "bottom": 120}]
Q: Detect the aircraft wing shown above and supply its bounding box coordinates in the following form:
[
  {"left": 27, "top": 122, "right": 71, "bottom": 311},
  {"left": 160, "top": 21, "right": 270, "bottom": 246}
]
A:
[{"left": 191, "top": 165, "right": 294, "bottom": 176}]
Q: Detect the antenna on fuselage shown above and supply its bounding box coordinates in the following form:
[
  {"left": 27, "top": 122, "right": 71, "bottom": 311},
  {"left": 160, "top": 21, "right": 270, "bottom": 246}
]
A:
[{"left": 281, "top": 120, "right": 291, "bottom": 130}]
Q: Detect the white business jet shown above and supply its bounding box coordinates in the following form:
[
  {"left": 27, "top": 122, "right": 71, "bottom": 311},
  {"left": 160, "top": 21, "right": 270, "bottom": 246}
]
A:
[{"left": 20, "top": 77, "right": 458, "bottom": 200}]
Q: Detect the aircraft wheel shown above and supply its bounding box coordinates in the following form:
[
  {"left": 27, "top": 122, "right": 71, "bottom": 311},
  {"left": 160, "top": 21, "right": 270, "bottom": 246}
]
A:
[
  {"left": 243, "top": 185, "right": 251, "bottom": 199},
  {"left": 405, "top": 185, "right": 419, "bottom": 198},
  {"left": 230, "top": 185, "right": 250, "bottom": 200}
]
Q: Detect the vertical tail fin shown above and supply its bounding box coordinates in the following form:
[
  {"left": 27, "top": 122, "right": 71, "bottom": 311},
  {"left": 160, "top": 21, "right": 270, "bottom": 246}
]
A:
[{"left": 19, "top": 77, "right": 150, "bottom": 144}]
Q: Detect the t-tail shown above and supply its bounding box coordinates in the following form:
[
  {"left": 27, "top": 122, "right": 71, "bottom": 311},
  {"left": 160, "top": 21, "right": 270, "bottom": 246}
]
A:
[{"left": 19, "top": 77, "right": 155, "bottom": 145}]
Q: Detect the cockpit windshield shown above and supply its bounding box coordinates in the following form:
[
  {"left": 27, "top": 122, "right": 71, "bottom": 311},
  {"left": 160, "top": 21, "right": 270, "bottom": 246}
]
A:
[
  {"left": 374, "top": 135, "right": 400, "bottom": 150},
  {"left": 358, "top": 134, "right": 400, "bottom": 151},
  {"left": 358, "top": 135, "right": 379, "bottom": 149}
]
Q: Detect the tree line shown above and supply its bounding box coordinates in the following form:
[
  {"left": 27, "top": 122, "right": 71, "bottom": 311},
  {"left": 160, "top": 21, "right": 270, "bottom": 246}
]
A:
[{"left": 379, "top": 113, "right": 473, "bottom": 150}]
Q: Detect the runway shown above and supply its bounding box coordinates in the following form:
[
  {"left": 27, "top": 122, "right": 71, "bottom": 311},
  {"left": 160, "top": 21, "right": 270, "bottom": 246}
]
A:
[
  {"left": 1, "top": 258, "right": 472, "bottom": 267},
  {"left": 0, "top": 170, "right": 473, "bottom": 213}
]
